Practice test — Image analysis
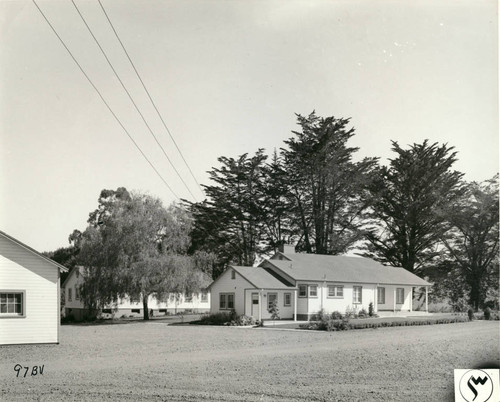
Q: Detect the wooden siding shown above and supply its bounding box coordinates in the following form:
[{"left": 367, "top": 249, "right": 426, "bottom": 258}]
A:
[
  {"left": 210, "top": 268, "right": 253, "bottom": 315},
  {"left": 0, "top": 236, "right": 59, "bottom": 345}
]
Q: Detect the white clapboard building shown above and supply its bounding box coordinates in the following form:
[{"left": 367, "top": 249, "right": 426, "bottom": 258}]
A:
[{"left": 0, "top": 231, "right": 68, "bottom": 345}]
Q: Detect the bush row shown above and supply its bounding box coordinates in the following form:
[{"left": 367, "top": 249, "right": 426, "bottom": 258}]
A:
[{"left": 299, "top": 316, "right": 471, "bottom": 331}]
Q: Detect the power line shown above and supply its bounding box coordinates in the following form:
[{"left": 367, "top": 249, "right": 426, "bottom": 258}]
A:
[
  {"left": 32, "top": 0, "right": 179, "bottom": 199},
  {"left": 71, "top": 0, "right": 197, "bottom": 202},
  {"left": 98, "top": 0, "right": 205, "bottom": 197}
]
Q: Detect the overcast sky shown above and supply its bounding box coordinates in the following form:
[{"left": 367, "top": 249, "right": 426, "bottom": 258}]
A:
[{"left": 1, "top": 0, "right": 498, "bottom": 252}]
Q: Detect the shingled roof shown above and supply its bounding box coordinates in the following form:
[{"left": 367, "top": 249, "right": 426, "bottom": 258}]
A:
[{"left": 263, "top": 252, "right": 430, "bottom": 287}]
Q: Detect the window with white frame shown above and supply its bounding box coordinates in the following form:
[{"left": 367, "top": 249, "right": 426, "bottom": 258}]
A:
[
  {"left": 377, "top": 287, "right": 385, "bottom": 304},
  {"left": 396, "top": 288, "right": 404, "bottom": 304},
  {"left": 298, "top": 284, "right": 307, "bottom": 298},
  {"left": 219, "top": 293, "right": 234, "bottom": 310},
  {"left": 268, "top": 293, "right": 277, "bottom": 310},
  {"left": 353, "top": 286, "right": 362, "bottom": 304},
  {"left": 327, "top": 285, "right": 344, "bottom": 298},
  {"left": 0, "top": 292, "right": 24, "bottom": 316},
  {"left": 185, "top": 293, "right": 193, "bottom": 302},
  {"left": 75, "top": 286, "right": 80, "bottom": 300},
  {"left": 231, "top": 270, "right": 236, "bottom": 280},
  {"left": 284, "top": 293, "right": 291, "bottom": 307},
  {"left": 68, "top": 288, "right": 72, "bottom": 302},
  {"left": 309, "top": 285, "right": 318, "bottom": 297}
]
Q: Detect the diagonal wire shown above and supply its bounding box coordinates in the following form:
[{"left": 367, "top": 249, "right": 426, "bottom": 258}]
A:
[
  {"left": 71, "top": 0, "right": 197, "bottom": 202},
  {"left": 32, "top": 0, "right": 179, "bottom": 199},
  {"left": 98, "top": 0, "right": 204, "bottom": 197}
]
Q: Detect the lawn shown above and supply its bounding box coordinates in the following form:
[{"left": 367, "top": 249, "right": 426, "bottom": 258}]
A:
[{"left": 0, "top": 320, "right": 498, "bottom": 401}]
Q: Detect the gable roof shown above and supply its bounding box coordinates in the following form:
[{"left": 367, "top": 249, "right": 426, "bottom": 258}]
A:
[
  {"left": 208, "top": 265, "right": 295, "bottom": 290},
  {"left": 263, "top": 252, "right": 430, "bottom": 287},
  {"left": 0, "top": 230, "right": 69, "bottom": 272}
]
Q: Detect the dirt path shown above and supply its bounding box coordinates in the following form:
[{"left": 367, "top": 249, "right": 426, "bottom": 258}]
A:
[{"left": 1, "top": 321, "right": 498, "bottom": 401}]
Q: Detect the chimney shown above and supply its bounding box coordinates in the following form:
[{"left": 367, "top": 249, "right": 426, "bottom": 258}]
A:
[{"left": 278, "top": 243, "right": 295, "bottom": 254}]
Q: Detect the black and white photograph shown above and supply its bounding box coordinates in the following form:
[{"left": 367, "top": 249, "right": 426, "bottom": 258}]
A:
[{"left": 1, "top": 1, "right": 498, "bottom": 401}]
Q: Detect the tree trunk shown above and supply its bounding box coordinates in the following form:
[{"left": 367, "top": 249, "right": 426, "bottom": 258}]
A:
[{"left": 143, "top": 295, "right": 149, "bottom": 320}]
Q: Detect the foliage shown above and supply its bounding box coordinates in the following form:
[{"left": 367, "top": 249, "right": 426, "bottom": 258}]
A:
[
  {"left": 483, "top": 307, "right": 491, "bottom": 320},
  {"left": 299, "top": 316, "right": 470, "bottom": 331},
  {"left": 368, "top": 302, "right": 374, "bottom": 317},
  {"left": 225, "top": 315, "right": 259, "bottom": 326},
  {"left": 467, "top": 308, "right": 474, "bottom": 321},
  {"left": 74, "top": 188, "right": 206, "bottom": 320},
  {"left": 331, "top": 311, "right": 343, "bottom": 320},
  {"left": 188, "top": 150, "right": 268, "bottom": 271},
  {"left": 357, "top": 308, "right": 368, "bottom": 318},
  {"left": 282, "top": 112, "right": 377, "bottom": 254},
  {"left": 268, "top": 299, "right": 280, "bottom": 322},
  {"left": 365, "top": 140, "right": 463, "bottom": 273},
  {"left": 197, "top": 311, "right": 237, "bottom": 325},
  {"left": 439, "top": 175, "right": 499, "bottom": 310}
]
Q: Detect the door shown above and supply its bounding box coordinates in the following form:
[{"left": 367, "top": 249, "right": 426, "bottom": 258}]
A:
[{"left": 251, "top": 293, "right": 259, "bottom": 318}]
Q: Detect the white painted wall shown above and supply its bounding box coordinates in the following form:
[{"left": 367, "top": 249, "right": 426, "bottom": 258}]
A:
[
  {"left": 209, "top": 268, "right": 253, "bottom": 316},
  {"left": 0, "top": 236, "right": 60, "bottom": 345},
  {"left": 377, "top": 285, "right": 413, "bottom": 311}
]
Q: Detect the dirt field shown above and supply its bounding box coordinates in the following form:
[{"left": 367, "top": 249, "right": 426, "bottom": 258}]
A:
[{"left": 1, "top": 321, "right": 498, "bottom": 401}]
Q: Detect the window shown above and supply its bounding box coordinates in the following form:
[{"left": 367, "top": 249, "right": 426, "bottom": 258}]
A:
[
  {"left": 169, "top": 294, "right": 175, "bottom": 302},
  {"left": 102, "top": 308, "right": 112, "bottom": 314},
  {"left": 68, "top": 288, "right": 72, "bottom": 302},
  {"left": 75, "top": 286, "right": 80, "bottom": 300},
  {"left": 219, "top": 293, "right": 234, "bottom": 310},
  {"left": 309, "top": 285, "right": 318, "bottom": 298},
  {"left": 396, "top": 288, "right": 404, "bottom": 304},
  {"left": 268, "top": 293, "right": 277, "bottom": 310},
  {"left": 0, "top": 292, "right": 24, "bottom": 317},
  {"left": 131, "top": 309, "right": 140, "bottom": 314},
  {"left": 377, "top": 287, "right": 386, "bottom": 304},
  {"left": 231, "top": 270, "right": 236, "bottom": 280},
  {"left": 185, "top": 293, "right": 193, "bottom": 303},
  {"left": 298, "top": 285, "right": 307, "bottom": 298},
  {"left": 353, "top": 286, "right": 362, "bottom": 304},
  {"left": 327, "top": 285, "right": 344, "bottom": 298},
  {"left": 201, "top": 290, "right": 208, "bottom": 303},
  {"left": 159, "top": 309, "right": 167, "bottom": 313},
  {"left": 284, "top": 293, "right": 291, "bottom": 307}
]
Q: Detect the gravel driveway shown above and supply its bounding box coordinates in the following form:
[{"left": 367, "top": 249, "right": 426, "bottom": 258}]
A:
[{"left": 1, "top": 320, "right": 498, "bottom": 401}]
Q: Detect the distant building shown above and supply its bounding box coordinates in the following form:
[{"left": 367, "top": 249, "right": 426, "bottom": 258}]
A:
[
  {"left": 62, "top": 266, "right": 211, "bottom": 320},
  {"left": 209, "top": 245, "right": 431, "bottom": 321},
  {"left": 0, "top": 231, "right": 68, "bottom": 345}
]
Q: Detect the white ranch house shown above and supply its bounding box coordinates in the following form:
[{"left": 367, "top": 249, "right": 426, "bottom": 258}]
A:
[
  {"left": 63, "top": 266, "right": 211, "bottom": 320},
  {"left": 209, "top": 246, "right": 431, "bottom": 321},
  {"left": 0, "top": 231, "right": 68, "bottom": 345}
]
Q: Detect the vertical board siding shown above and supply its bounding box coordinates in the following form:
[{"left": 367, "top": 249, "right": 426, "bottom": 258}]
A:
[{"left": 0, "top": 236, "right": 59, "bottom": 345}]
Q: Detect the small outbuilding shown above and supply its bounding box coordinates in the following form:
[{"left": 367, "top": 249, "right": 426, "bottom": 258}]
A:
[{"left": 0, "top": 231, "right": 68, "bottom": 345}]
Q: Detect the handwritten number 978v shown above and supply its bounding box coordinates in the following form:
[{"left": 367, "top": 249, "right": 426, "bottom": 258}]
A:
[{"left": 14, "top": 364, "right": 44, "bottom": 377}]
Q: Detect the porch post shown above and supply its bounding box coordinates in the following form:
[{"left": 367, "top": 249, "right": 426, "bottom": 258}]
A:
[
  {"left": 258, "top": 290, "right": 262, "bottom": 322},
  {"left": 374, "top": 285, "right": 378, "bottom": 313},
  {"left": 409, "top": 287, "right": 413, "bottom": 312},
  {"left": 393, "top": 288, "right": 396, "bottom": 312},
  {"left": 425, "top": 286, "right": 428, "bottom": 312},
  {"left": 294, "top": 289, "right": 297, "bottom": 321}
]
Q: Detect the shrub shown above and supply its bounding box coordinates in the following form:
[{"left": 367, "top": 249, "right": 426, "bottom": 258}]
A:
[
  {"left": 61, "top": 314, "right": 75, "bottom": 324},
  {"left": 311, "top": 309, "right": 326, "bottom": 321},
  {"left": 331, "top": 311, "right": 343, "bottom": 320},
  {"left": 226, "top": 315, "right": 258, "bottom": 326},
  {"left": 483, "top": 307, "right": 491, "bottom": 320},
  {"left": 368, "top": 302, "right": 374, "bottom": 317},
  {"left": 198, "top": 311, "right": 236, "bottom": 325},
  {"left": 467, "top": 308, "right": 475, "bottom": 321},
  {"left": 358, "top": 308, "right": 368, "bottom": 319}
]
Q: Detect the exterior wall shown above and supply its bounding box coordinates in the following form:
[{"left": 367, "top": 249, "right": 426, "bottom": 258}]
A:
[
  {"left": 0, "top": 236, "right": 60, "bottom": 345},
  {"left": 244, "top": 289, "right": 296, "bottom": 320},
  {"left": 376, "top": 285, "right": 413, "bottom": 312},
  {"left": 63, "top": 269, "right": 210, "bottom": 319},
  {"left": 296, "top": 281, "right": 379, "bottom": 319},
  {"left": 209, "top": 268, "right": 253, "bottom": 316}
]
